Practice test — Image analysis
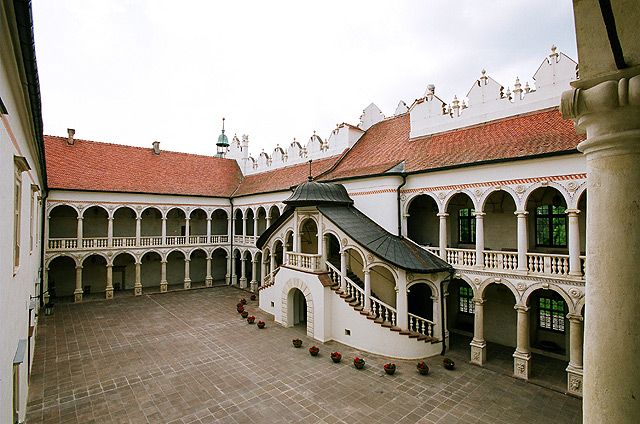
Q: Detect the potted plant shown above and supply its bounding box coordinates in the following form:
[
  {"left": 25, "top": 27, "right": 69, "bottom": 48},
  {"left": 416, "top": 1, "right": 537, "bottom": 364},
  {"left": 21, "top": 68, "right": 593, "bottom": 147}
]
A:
[
  {"left": 292, "top": 338, "right": 303, "bottom": 348},
  {"left": 330, "top": 352, "right": 342, "bottom": 363},
  {"left": 236, "top": 302, "right": 244, "bottom": 308},
  {"left": 237, "top": 306, "right": 244, "bottom": 314},
  {"left": 257, "top": 320, "right": 265, "bottom": 328},
  {"left": 240, "top": 298, "right": 247, "bottom": 305},
  {"left": 250, "top": 294, "right": 256, "bottom": 301},
  {"left": 247, "top": 315, "right": 255, "bottom": 324},
  {"left": 443, "top": 358, "right": 455, "bottom": 370},
  {"left": 384, "top": 363, "right": 396, "bottom": 375},
  {"left": 309, "top": 346, "right": 319, "bottom": 356},
  {"left": 353, "top": 357, "right": 365, "bottom": 370},
  {"left": 241, "top": 311, "right": 249, "bottom": 318},
  {"left": 416, "top": 362, "right": 429, "bottom": 375}
]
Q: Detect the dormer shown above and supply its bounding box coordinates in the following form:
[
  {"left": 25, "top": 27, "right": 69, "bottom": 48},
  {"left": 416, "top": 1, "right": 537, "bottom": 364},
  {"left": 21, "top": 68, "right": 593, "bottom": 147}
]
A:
[
  {"left": 358, "top": 103, "right": 384, "bottom": 131},
  {"left": 532, "top": 45, "right": 578, "bottom": 97},
  {"left": 466, "top": 70, "right": 503, "bottom": 107},
  {"left": 306, "top": 132, "right": 323, "bottom": 157}
]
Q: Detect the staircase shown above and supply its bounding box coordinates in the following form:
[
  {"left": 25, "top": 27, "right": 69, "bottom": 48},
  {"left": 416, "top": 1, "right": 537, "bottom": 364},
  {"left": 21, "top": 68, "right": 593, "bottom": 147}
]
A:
[{"left": 327, "top": 262, "right": 439, "bottom": 344}]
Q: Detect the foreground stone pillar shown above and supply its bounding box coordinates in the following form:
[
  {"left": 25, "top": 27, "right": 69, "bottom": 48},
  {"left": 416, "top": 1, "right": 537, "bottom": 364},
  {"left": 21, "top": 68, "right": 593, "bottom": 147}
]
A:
[
  {"left": 566, "top": 313, "right": 584, "bottom": 397},
  {"left": 239, "top": 256, "right": 247, "bottom": 288},
  {"left": 134, "top": 261, "right": 142, "bottom": 295},
  {"left": 474, "top": 212, "right": 485, "bottom": 268},
  {"left": 437, "top": 212, "right": 448, "bottom": 260},
  {"left": 105, "top": 264, "right": 113, "bottom": 299},
  {"left": 160, "top": 260, "right": 168, "bottom": 292},
  {"left": 562, "top": 74, "right": 640, "bottom": 421},
  {"left": 183, "top": 258, "right": 191, "bottom": 289},
  {"left": 250, "top": 259, "right": 258, "bottom": 291},
  {"left": 74, "top": 265, "right": 83, "bottom": 302},
  {"left": 512, "top": 305, "right": 531, "bottom": 379},
  {"left": 470, "top": 297, "right": 486, "bottom": 365},
  {"left": 205, "top": 256, "right": 213, "bottom": 286},
  {"left": 515, "top": 211, "right": 528, "bottom": 271}
]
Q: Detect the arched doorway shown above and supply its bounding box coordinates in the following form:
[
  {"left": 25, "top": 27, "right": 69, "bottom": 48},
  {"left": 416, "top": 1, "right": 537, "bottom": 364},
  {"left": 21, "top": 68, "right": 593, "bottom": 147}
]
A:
[
  {"left": 407, "top": 282, "right": 434, "bottom": 321},
  {"left": 47, "top": 255, "right": 77, "bottom": 300},
  {"left": 288, "top": 288, "right": 307, "bottom": 326},
  {"left": 299, "top": 218, "right": 318, "bottom": 254},
  {"left": 407, "top": 194, "right": 439, "bottom": 246}
]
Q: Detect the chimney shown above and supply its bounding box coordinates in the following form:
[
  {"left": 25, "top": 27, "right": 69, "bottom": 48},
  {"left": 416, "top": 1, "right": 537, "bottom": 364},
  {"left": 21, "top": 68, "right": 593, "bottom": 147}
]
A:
[
  {"left": 152, "top": 141, "right": 160, "bottom": 155},
  {"left": 67, "top": 128, "right": 75, "bottom": 145}
]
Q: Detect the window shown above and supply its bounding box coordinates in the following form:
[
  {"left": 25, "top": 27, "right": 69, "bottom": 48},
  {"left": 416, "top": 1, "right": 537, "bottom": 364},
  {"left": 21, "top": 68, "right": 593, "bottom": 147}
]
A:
[
  {"left": 458, "top": 208, "right": 475, "bottom": 244},
  {"left": 539, "top": 297, "right": 565, "bottom": 332},
  {"left": 535, "top": 204, "right": 566, "bottom": 247},
  {"left": 30, "top": 185, "right": 39, "bottom": 252},
  {"left": 459, "top": 286, "right": 475, "bottom": 314},
  {"left": 14, "top": 156, "right": 30, "bottom": 273}
]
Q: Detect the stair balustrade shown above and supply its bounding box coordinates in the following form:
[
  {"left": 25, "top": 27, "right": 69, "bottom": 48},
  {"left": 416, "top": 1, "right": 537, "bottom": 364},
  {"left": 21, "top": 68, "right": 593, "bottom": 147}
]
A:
[
  {"left": 408, "top": 312, "right": 435, "bottom": 337},
  {"left": 370, "top": 296, "right": 397, "bottom": 327}
]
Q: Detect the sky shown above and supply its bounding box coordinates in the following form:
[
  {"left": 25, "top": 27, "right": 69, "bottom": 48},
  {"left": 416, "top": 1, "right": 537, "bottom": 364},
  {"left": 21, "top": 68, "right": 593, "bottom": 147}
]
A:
[{"left": 32, "top": 1, "right": 578, "bottom": 158}]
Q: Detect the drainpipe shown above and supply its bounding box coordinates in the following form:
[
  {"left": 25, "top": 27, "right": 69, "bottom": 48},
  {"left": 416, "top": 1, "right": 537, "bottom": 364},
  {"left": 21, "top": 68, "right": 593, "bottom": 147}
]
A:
[
  {"left": 396, "top": 173, "right": 407, "bottom": 237},
  {"left": 229, "top": 198, "right": 234, "bottom": 284},
  {"left": 39, "top": 190, "right": 49, "bottom": 307},
  {"left": 441, "top": 270, "right": 455, "bottom": 355}
]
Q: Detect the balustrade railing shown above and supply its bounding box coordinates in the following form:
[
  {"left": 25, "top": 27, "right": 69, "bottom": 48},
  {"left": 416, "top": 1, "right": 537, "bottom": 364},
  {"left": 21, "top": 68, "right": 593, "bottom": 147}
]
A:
[
  {"left": 48, "top": 238, "right": 77, "bottom": 249},
  {"left": 343, "top": 274, "right": 365, "bottom": 306},
  {"left": 527, "top": 252, "right": 570, "bottom": 277},
  {"left": 81, "top": 237, "right": 108, "bottom": 248},
  {"left": 112, "top": 237, "right": 136, "bottom": 247},
  {"left": 483, "top": 250, "right": 518, "bottom": 271},
  {"left": 326, "top": 262, "right": 341, "bottom": 286},
  {"left": 408, "top": 312, "right": 435, "bottom": 338},
  {"left": 285, "top": 252, "right": 323, "bottom": 272},
  {"left": 423, "top": 246, "right": 440, "bottom": 255},
  {"left": 446, "top": 248, "right": 476, "bottom": 267},
  {"left": 140, "top": 236, "right": 162, "bottom": 246},
  {"left": 210, "top": 235, "right": 229, "bottom": 244},
  {"left": 370, "top": 296, "right": 397, "bottom": 327}
]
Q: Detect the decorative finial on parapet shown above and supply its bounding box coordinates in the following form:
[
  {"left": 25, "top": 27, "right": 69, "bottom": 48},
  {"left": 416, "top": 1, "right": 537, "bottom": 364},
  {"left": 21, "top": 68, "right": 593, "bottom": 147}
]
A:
[
  {"left": 452, "top": 95, "right": 460, "bottom": 117},
  {"left": 525, "top": 81, "right": 531, "bottom": 93},
  {"left": 308, "top": 159, "right": 313, "bottom": 182},
  {"left": 550, "top": 45, "right": 558, "bottom": 60},
  {"left": 480, "top": 69, "right": 488, "bottom": 85}
]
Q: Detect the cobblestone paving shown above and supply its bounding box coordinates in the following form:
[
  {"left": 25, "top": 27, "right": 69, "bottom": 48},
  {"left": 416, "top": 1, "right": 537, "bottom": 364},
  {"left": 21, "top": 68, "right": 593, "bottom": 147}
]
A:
[{"left": 26, "top": 286, "right": 582, "bottom": 423}]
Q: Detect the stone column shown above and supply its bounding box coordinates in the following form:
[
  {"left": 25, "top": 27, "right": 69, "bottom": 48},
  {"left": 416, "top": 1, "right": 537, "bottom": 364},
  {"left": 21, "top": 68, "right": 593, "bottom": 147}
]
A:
[
  {"left": 239, "top": 255, "right": 247, "bottom": 288},
  {"left": 395, "top": 276, "right": 408, "bottom": 330},
  {"left": 135, "top": 216, "right": 141, "bottom": 246},
  {"left": 317, "top": 216, "right": 323, "bottom": 256},
  {"left": 242, "top": 216, "right": 247, "bottom": 242},
  {"left": 321, "top": 235, "right": 328, "bottom": 267},
  {"left": 161, "top": 217, "right": 167, "bottom": 245},
  {"left": 74, "top": 265, "right": 83, "bottom": 303},
  {"left": 205, "top": 256, "right": 213, "bottom": 287},
  {"left": 250, "top": 259, "right": 258, "bottom": 292},
  {"left": 566, "top": 209, "right": 582, "bottom": 277},
  {"left": 562, "top": 73, "right": 640, "bottom": 422},
  {"left": 77, "top": 216, "right": 83, "bottom": 248},
  {"left": 106, "top": 264, "right": 113, "bottom": 299},
  {"left": 266, "top": 216, "right": 271, "bottom": 229},
  {"left": 231, "top": 252, "right": 237, "bottom": 285},
  {"left": 515, "top": 211, "right": 528, "bottom": 271},
  {"left": 134, "top": 261, "right": 142, "bottom": 295},
  {"left": 253, "top": 217, "right": 258, "bottom": 240},
  {"left": 431, "top": 294, "right": 440, "bottom": 338},
  {"left": 566, "top": 313, "right": 584, "bottom": 397},
  {"left": 160, "top": 260, "right": 168, "bottom": 292},
  {"left": 225, "top": 254, "right": 231, "bottom": 285},
  {"left": 513, "top": 305, "right": 531, "bottom": 379},
  {"left": 437, "top": 212, "right": 448, "bottom": 260},
  {"left": 183, "top": 258, "right": 191, "bottom": 289},
  {"left": 470, "top": 297, "right": 486, "bottom": 365},
  {"left": 206, "top": 217, "right": 212, "bottom": 243},
  {"left": 261, "top": 258, "right": 267, "bottom": 285},
  {"left": 339, "top": 250, "right": 347, "bottom": 292},
  {"left": 474, "top": 212, "right": 485, "bottom": 268},
  {"left": 185, "top": 217, "right": 190, "bottom": 243},
  {"left": 363, "top": 269, "right": 371, "bottom": 312},
  {"left": 43, "top": 267, "right": 50, "bottom": 305},
  {"left": 107, "top": 217, "right": 113, "bottom": 247}
]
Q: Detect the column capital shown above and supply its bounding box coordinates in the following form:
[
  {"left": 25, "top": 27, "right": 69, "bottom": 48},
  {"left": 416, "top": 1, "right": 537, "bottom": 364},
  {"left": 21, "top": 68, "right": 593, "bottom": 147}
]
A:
[
  {"left": 108, "top": 216, "right": 114, "bottom": 221},
  {"left": 363, "top": 269, "right": 370, "bottom": 275},
  {"left": 473, "top": 212, "right": 486, "bottom": 217},
  {"left": 185, "top": 217, "right": 190, "bottom": 221},
  {"left": 473, "top": 297, "right": 486, "bottom": 305},
  {"left": 136, "top": 216, "right": 142, "bottom": 221},
  {"left": 514, "top": 304, "right": 529, "bottom": 312},
  {"left": 75, "top": 265, "right": 83, "bottom": 270},
  {"left": 514, "top": 210, "right": 529, "bottom": 217},
  {"left": 437, "top": 212, "right": 449, "bottom": 218},
  {"left": 77, "top": 216, "right": 84, "bottom": 221},
  {"left": 565, "top": 208, "right": 581, "bottom": 216},
  {"left": 161, "top": 216, "right": 167, "bottom": 221},
  {"left": 206, "top": 217, "right": 212, "bottom": 221},
  {"left": 161, "top": 260, "right": 167, "bottom": 264},
  {"left": 567, "top": 313, "right": 584, "bottom": 322},
  {"left": 184, "top": 258, "right": 190, "bottom": 263}
]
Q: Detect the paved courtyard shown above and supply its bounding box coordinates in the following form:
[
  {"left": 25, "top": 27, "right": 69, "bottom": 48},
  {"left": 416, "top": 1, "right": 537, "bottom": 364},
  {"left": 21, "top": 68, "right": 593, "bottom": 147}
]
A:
[{"left": 26, "top": 287, "right": 582, "bottom": 423}]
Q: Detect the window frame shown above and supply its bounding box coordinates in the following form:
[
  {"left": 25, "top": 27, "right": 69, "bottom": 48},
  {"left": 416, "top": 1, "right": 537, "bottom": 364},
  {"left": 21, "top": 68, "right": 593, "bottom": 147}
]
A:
[
  {"left": 535, "top": 204, "right": 567, "bottom": 247},
  {"left": 538, "top": 296, "right": 566, "bottom": 333},
  {"left": 458, "top": 208, "right": 476, "bottom": 244},
  {"left": 458, "top": 286, "right": 475, "bottom": 315}
]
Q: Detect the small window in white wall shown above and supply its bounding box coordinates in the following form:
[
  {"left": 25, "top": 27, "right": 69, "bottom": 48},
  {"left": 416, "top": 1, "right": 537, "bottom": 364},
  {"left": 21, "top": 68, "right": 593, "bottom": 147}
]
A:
[
  {"left": 14, "top": 156, "right": 30, "bottom": 273},
  {"left": 30, "top": 185, "right": 39, "bottom": 253}
]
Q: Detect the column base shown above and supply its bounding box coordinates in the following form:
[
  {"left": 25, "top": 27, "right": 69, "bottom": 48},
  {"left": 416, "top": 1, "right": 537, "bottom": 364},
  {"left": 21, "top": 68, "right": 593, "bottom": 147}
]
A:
[
  {"left": 513, "top": 351, "right": 531, "bottom": 380},
  {"left": 184, "top": 279, "right": 191, "bottom": 289},
  {"left": 239, "top": 277, "right": 247, "bottom": 289},
  {"left": 134, "top": 285, "right": 142, "bottom": 296},
  {"left": 160, "top": 281, "right": 168, "bottom": 293},
  {"left": 470, "top": 339, "right": 486, "bottom": 365},
  {"left": 105, "top": 288, "right": 114, "bottom": 299},
  {"left": 566, "top": 365, "right": 584, "bottom": 398},
  {"left": 74, "top": 291, "right": 83, "bottom": 303},
  {"left": 205, "top": 277, "right": 213, "bottom": 287},
  {"left": 232, "top": 276, "right": 238, "bottom": 285},
  {"left": 250, "top": 280, "right": 258, "bottom": 292}
]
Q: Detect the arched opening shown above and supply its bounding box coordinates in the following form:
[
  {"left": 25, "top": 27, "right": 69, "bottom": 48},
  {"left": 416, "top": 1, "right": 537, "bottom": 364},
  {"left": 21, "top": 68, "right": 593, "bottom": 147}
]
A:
[
  {"left": 408, "top": 282, "right": 434, "bottom": 321},
  {"left": 483, "top": 190, "right": 517, "bottom": 252},
  {"left": 82, "top": 206, "right": 108, "bottom": 239},
  {"left": 287, "top": 287, "right": 307, "bottom": 326},
  {"left": 81, "top": 254, "right": 107, "bottom": 297},
  {"left": 528, "top": 289, "right": 568, "bottom": 356},
  {"left": 345, "top": 248, "right": 365, "bottom": 290},
  {"left": 166, "top": 251, "right": 186, "bottom": 289},
  {"left": 526, "top": 187, "right": 568, "bottom": 254},
  {"left": 446, "top": 278, "right": 475, "bottom": 335},
  {"left": 113, "top": 207, "right": 136, "bottom": 240},
  {"left": 577, "top": 190, "right": 587, "bottom": 273},
  {"left": 407, "top": 195, "right": 439, "bottom": 246},
  {"left": 269, "top": 205, "right": 280, "bottom": 223},
  {"left": 263, "top": 248, "right": 272, "bottom": 277},
  {"left": 246, "top": 209, "right": 255, "bottom": 236},
  {"left": 274, "top": 241, "right": 284, "bottom": 267},
  {"left": 190, "top": 249, "right": 207, "bottom": 288},
  {"left": 167, "top": 208, "right": 186, "bottom": 242},
  {"left": 299, "top": 218, "right": 318, "bottom": 254},
  {"left": 325, "top": 233, "right": 340, "bottom": 267},
  {"left": 141, "top": 207, "right": 162, "bottom": 238},
  {"left": 211, "top": 209, "right": 228, "bottom": 235},
  {"left": 211, "top": 248, "right": 227, "bottom": 283},
  {"left": 285, "top": 231, "right": 294, "bottom": 253},
  {"left": 47, "top": 255, "right": 77, "bottom": 300},
  {"left": 112, "top": 252, "right": 136, "bottom": 291},
  {"left": 256, "top": 207, "right": 267, "bottom": 235},
  {"left": 189, "top": 208, "right": 207, "bottom": 239},
  {"left": 446, "top": 192, "right": 476, "bottom": 249},
  {"left": 244, "top": 251, "right": 253, "bottom": 283},
  {"left": 48, "top": 205, "right": 78, "bottom": 239},
  {"left": 254, "top": 251, "right": 262, "bottom": 286},
  {"left": 234, "top": 210, "right": 243, "bottom": 236},
  {"left": 483, "top": 283, "right": 517, "bottom": 370},
  {"left": 233, "top": 248, "right": 241, "bottom": 284},
  {"left": 141, "top": 251, "right": 162, "bottom": 290},
  {"left": 369, "top": 265, "right": 396, "bottom": 308}
]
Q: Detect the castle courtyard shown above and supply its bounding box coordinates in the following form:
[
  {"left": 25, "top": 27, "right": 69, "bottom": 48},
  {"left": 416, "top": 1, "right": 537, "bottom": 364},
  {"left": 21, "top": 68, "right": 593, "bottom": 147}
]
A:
[{"left": 25, "top": 287, "right": 582, "bottom": 423}]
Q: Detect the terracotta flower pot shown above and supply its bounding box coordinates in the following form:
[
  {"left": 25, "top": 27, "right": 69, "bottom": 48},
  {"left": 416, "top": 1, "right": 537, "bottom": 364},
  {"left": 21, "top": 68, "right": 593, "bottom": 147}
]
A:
[
  {"left": 250, "top": 294, "right": 256, "bottom": 301},
  {"left": 292, "top": 339, "right": 303, "bottom": 348},
  {"left": 247, "top": 317, "right": 255, "bottom": 324},
  {"left": 241, "top": 311, "right": 248, "bottom": 318},
  {"left": 257, "top": 322, "right": 265, "bottom": 328},
  {"left": 443, "top": 358, "right": 455, "bottom": 370}
]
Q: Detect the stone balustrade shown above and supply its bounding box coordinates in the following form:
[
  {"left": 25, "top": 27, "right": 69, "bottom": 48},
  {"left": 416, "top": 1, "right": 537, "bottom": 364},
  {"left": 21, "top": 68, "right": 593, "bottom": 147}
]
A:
[
  {"left": 285, "top": 252, "right": 323, "bottom": 272},
  {"left": 48, "top": 234, "right": 233, "bottom": 250}
]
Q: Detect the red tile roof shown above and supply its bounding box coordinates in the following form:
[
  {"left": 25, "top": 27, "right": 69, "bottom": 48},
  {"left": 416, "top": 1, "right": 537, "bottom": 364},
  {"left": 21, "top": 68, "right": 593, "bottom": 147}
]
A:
[
  {"left": 234, "top": 154, "right": 345, "bottom": 197},
  {"left": 320, "top": 108, "right": 586, "bottom": 181},
  {"left": 44, "top": 136, "right": 243, "bottom": 197}
]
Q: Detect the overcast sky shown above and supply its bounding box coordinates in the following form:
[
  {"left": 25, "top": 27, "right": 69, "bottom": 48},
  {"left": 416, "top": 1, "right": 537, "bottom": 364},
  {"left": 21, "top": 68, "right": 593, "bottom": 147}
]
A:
[{"left": 32, "top": 1, "right": 578, "bottom": 158}]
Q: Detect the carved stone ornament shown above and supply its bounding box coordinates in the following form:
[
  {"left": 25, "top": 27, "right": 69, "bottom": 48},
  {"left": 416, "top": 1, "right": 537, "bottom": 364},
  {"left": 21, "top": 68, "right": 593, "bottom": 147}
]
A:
[
  {"left": 407, "top": 273, "right": 414, "bottom": 282},
  {"left": 136, "top": 205, "right": 142, "bottom": 211},
  {"left": 367, "top": 254, "right": 374, "bottom": 262},
  {"left": 400, "top": 194, "right": 407, "bottom": 202},
  {"left": 438, "top": 192, "right": 446, "bottom": 200},
  {"left": 542, "top": 282, "right": 549, "bottom": 289},
  {"left": 570, "top": 376, "right": 582, "bottom": 392},
  {"left": 472, "top": 351, "right": 481, "bottom": 362},
  {"left": 106, "top": 251, "right": 113, "bottom": 257},
  {"left": 567, "top": 181, "right": 578, "bottom": 192},
  {"left": 341, "top": 238, "right": 348, "bottom": 247},
  {"left": 569, "top": 288, "right": 582, "bottom": 298},
  {"left": 515, "top": 185, "right": 526, "bottom": 194},
  {"left": 474, "top": 277, "right": 481, "bottom": 285},
  {"left": 517, "top": 282, "right": 527, "bottom": 291},
  {"left": 161, "top": 205, "right": 168, "bottom": 211},
  {"left": 516, "top": 361, "right": 526, "bottom": 375},
  {"left": 474, "top": 189, "right": 482, "bottom": 197},
  {"left": 77, "top": 204, "right": 85, "bottom": 211}
]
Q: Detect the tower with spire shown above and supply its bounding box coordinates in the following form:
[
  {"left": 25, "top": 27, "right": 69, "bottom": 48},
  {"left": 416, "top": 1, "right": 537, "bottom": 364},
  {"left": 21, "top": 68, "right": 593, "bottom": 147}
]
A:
[{"left": 215, "top": 117, "right": 229, "bottom": 158}]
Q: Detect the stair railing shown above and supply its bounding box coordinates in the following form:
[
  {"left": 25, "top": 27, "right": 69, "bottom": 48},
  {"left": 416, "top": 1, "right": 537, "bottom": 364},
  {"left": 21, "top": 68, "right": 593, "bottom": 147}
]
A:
[
  {"left": 369, "top": 296, "right": 397, "bottom": 327},
  {"left": 407, "top": 312, "right": 435, "bottom": 337}
]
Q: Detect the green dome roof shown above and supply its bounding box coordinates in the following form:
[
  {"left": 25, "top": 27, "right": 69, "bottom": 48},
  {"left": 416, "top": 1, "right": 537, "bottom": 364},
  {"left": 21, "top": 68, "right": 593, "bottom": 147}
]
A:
[
  {"left": 284, "top": 181, "right": 353, "bottom": 206},
  {"left": 217, "top": 132, "right": 229, "bottom": 147}
]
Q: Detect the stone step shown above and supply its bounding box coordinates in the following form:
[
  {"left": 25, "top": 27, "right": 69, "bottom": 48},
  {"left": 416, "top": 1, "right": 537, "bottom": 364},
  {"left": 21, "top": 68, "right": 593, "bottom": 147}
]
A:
[{"left": 389, "top": 326, "right": 402, "bottom": 332}]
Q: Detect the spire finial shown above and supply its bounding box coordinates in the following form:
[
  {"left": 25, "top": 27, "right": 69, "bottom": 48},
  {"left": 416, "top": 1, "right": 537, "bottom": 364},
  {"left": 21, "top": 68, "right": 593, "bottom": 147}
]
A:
[{"left": 308, "top": 159, "right": 313, "bottom": 182}]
